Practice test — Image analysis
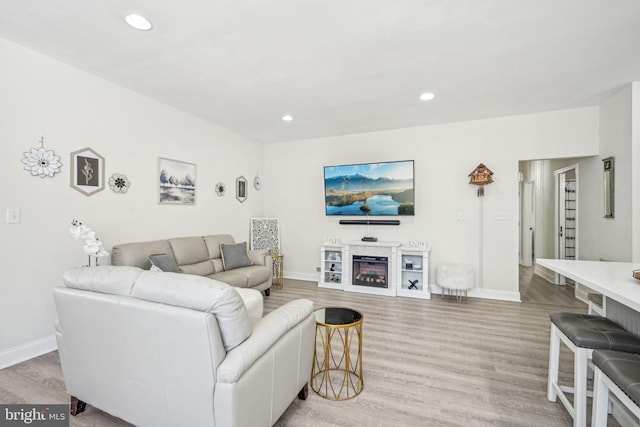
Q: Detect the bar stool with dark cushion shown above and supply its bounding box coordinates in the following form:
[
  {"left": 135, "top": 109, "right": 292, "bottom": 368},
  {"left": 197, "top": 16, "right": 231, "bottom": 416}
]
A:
[
  {"left": 591, "top": 350, "right": 640, "bottom": 426},
  {"left": 547, "top": 312, "right": 640, "bottom": 427}
]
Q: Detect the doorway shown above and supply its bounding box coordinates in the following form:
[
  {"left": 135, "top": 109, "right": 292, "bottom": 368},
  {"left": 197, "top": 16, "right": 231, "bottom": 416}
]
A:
[{"left": 518, "top": 159, "right": 584, "bottom": 308}]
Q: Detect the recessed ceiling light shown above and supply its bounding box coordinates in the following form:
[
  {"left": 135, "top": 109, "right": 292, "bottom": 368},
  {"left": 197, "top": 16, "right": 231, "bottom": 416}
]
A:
[
  {"left": 125, "top": 14, "right": 152, "bottom": 31},
  {"left": 419, "top": 92, "right": 435, "bottom": 101},
  {"left": 281, "top": 115, "right": 293, "bottom": 122}
]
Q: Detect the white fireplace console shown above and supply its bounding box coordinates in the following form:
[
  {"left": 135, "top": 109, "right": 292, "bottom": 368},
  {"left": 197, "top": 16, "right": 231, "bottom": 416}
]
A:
[{"left": 319, "top": 241, "right": 430, "bottom": 299}]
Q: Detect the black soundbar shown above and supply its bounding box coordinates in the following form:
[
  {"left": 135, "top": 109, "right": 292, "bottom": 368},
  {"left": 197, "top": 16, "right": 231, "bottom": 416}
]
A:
[{"left": 339, "top": 219, "right": 400, "bottom": 226}]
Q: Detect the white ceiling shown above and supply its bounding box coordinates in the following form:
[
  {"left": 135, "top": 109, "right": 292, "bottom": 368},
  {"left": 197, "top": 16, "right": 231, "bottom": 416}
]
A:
[{"left": 1, "top": 0, "right": 640, "bottom": 143}]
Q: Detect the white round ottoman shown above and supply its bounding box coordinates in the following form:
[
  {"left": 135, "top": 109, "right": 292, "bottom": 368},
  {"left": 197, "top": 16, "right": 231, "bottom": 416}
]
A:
[{"left": 436, "top": 263, "right": 474, "bottom": 302}]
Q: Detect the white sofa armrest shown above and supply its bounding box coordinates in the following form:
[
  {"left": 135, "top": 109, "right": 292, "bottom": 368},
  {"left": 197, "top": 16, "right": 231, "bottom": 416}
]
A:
[{"left": 217, "top": 299, "right": 313, "bottom": 383}]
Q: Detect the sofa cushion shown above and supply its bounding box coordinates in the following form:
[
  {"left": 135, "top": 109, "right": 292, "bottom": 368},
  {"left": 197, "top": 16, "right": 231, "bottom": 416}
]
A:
[
  {"left": 63, "top": 266, "right": 144, "bottom": 296},
  {"left": 208, "top": 265, "right": 272, "bottom": 288},
  {"left": 211, "top": 259, "right": 224, "bottom": 273},
  {"left": 220, "top": 242, "right": 253, "bottom": 271},
  {"left": 179, "top": 260, "right": 216, "bottom": 276},
  {"left": 132, "top": 271, "right": 251, "bottom": 351},
  {"left": 169, "top": 236, "right": 215, "bottom": 276},
  {"left": 148, "top": 253, "right": 179, "bottom": 273},
  {"left": 208, "top": 270, "right": 249, "bottom": 287},
  {"left": 111, "top": 239, "right": 173, "bottom": 270},
  {"left": 203, "top": 234, "right": 235, "bottom": 261}
]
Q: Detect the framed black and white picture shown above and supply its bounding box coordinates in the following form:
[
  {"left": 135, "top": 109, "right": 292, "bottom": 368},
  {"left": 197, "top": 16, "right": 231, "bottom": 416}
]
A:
[
  {"left": 70, "top": 147, "right": 105, "bottom": 196},
  {"left": 158, "top": 157, "right": 196, "bottom": 205},
  {"left": 236, "top": 176, "right": 247, "bottom": 203}
]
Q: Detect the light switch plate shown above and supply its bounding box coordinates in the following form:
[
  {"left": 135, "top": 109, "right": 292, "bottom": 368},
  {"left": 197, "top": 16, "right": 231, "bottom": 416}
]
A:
[
  {"left": 495, "top": 211, "right": 510, "bottom": 221},
  {"left": 6, "top": 208, "right": 21, "bottom": 224}
]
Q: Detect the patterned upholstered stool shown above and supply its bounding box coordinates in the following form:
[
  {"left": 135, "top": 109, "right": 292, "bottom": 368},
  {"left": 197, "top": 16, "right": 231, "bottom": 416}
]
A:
[
  {"left": 436, "top": 263, "right": 474, "bottom": 303},
  {"left": 591, "top": 350, "right": 640, "bottom": 427},
  {"left": 547, "top": 313, "right": 640, "bottom": 427}
]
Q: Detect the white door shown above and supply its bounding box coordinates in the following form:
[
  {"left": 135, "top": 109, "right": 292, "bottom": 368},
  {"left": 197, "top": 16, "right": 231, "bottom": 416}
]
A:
[
  {"left": 554, "top": 165, "right": 579, "bottom": 284},
  {"left": 519, "top": 181, "right": 534, "bottom": 267}
]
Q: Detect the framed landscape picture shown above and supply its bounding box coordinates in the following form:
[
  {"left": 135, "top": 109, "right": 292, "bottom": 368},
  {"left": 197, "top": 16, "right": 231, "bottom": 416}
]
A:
[
  {"left": 158, "top": 157, "right": 196, "bottom": 205},
  {"left": 70, "top": 147, "right": 105, "bottom": 196}
]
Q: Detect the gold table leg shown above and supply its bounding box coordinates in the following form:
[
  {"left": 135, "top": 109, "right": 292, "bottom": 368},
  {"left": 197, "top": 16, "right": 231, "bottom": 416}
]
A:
[{"left": 311, "top": 319, "right": 363, "bottom": 400}]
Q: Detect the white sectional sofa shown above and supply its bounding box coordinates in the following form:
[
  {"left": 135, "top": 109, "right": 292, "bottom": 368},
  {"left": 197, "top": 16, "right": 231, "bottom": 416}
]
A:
[{"left": 53, "top": 266, "right": 315, "bottom": 427}]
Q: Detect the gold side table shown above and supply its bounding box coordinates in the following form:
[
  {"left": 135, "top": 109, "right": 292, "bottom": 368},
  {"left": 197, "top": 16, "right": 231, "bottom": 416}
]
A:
[
  {"left": 272, "top": 254, "right": 284, "bottom": 289},
  {"left": 311, "top": 307, "right": 363, "bottom": 400}
]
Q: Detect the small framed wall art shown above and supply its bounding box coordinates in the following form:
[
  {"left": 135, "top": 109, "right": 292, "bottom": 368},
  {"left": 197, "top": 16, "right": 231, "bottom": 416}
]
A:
[
  {"left": 236, "top": 176, "right": 247, "bottom": 203},
  {"left": 158, "top": 157, "right": 196, "bottom": 205},
  {"left": 70, "top": 147, "right": 105, "bottom": 196}
]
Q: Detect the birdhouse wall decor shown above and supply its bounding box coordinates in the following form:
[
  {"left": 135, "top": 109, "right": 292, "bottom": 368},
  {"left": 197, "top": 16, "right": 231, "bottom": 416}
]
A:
[{"left": 469, "top": 163, "right": 494, "bottom": 197}]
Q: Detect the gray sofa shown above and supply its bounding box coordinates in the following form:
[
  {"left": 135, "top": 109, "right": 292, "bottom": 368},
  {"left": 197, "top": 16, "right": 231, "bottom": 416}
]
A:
[{"left": 111, "top": 234, "right": 273, "bottom": 295}]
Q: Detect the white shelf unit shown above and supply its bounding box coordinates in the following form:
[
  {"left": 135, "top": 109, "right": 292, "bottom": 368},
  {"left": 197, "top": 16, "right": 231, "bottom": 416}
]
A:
[
  {"left": 318, "top": 244, "right": 345, "bottom": 290},
  {"left": 396, "top": 247, "right": 431, "bottom": 299}
]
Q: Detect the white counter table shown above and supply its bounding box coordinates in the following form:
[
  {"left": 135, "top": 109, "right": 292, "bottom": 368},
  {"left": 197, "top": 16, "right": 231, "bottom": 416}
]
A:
[
  {"left": 536, "top": 258, "right": 640, "bottom": 313},
  {"left": 537, "top": 259, "right": 640, "bottom": 426}
]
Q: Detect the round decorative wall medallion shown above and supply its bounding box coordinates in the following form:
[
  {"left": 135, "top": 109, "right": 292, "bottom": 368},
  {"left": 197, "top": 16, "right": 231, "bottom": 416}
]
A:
[
  {"left": 253, "top": 175, "right": 262, "bottom": 191},
  {"left": 21, "top": 136, "right": 62, "bottom": 178},
  {"left": 109, "top": 173, "right": 130, "bottom": 193},
  {"left": 215, "top": 182, "right": 226, "bottom": 196}
]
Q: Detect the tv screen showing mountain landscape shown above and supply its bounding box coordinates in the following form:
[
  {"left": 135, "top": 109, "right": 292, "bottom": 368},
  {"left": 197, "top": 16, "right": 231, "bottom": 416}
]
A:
[{"left": 324, "top": 160, "right": 415, "bottom": 216}]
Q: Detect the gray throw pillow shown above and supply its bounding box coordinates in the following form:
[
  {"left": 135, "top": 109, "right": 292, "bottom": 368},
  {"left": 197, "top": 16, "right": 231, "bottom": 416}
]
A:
[
  {"left": 148, "top": 253, "right": 179, "bottom": 273},
  {"left": 220, "top": 242, "right": 253, "bottom": 271}
]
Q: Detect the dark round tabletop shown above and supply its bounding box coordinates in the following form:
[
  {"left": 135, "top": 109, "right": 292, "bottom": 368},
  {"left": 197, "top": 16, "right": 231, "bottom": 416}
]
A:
[{"left": 314, "top": 307, "right": 363, "bottom": 327}]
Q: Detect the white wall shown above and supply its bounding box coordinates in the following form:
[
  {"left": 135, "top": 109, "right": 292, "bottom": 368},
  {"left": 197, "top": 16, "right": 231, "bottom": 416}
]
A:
[
  {"left": 0, "top": 38, "right": 265, "bottom": 366},
  {"left": 593, "top": 85, "right": 633, "bottom": 261},
  {"left": 264, "top": 108, "right": 599, "bottom": 300},
  {"left": 508, "top": 85, "right": 635, "bottom": 282}
]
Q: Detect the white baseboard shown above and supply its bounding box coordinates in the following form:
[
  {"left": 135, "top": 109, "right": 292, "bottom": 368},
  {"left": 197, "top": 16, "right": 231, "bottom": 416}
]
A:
[
  {"left": 285, "top": 271, "right": 321, "bottom": 282},
  {"left": 285, "top": 271, "right": 521, "bottom": 302},
  {"left": 534, "top": 263, "right": 556, "bottom": 284},
  {"left": 0, "top": 335, "right": 57, "bottom": 370}
]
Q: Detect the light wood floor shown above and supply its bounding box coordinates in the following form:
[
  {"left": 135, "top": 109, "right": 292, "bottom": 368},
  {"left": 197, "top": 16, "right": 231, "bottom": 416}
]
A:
[
  {"left": 1, "top": 276, "right": 617, "bottom": 426},
  {"left": 519, "top": 265, "right": 586, "bottom": 308}
]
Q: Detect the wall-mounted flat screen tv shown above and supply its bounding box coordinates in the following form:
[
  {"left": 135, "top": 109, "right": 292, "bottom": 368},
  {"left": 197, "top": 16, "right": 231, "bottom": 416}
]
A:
[{"left": 324, "top": 160, "right": 415, "bottom": 216}]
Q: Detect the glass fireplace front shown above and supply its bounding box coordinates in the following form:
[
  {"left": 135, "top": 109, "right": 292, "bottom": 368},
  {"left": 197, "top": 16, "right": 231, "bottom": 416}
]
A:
[{"left": 352, "top": 255, "right": 388, "bottom": 288}]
